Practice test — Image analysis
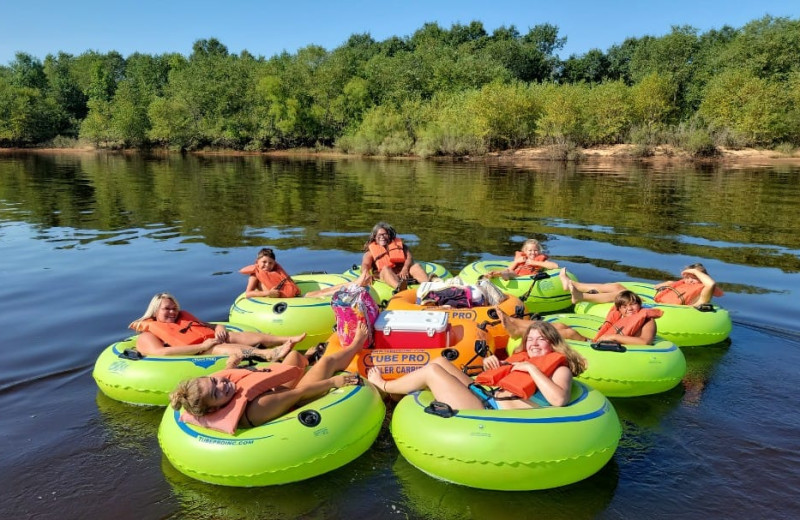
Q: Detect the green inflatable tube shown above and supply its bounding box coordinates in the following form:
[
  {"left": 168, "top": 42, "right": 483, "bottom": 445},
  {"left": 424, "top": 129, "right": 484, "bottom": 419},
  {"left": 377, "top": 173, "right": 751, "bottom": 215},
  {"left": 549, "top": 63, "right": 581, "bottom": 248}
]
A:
[
  {"left": 229, "top": 273, "right": 358, "bottom": 350},
  {"left": 511, "top": 314, "right": 687, "bottom": 397},
  {"left": 390, "top": 381, "right": 621, "bottom": 490},
  {"left": 158, "top": 381, "right": 385, "bottom": 486},
  {"left": 458, "top": 261, "right": 575, "bottom": 314},
  {"left": 574, "top": 281, "right": 732, "bottom": 346},
  {"left": 93, "top": 323, "right": 264, "bottom": 406}
]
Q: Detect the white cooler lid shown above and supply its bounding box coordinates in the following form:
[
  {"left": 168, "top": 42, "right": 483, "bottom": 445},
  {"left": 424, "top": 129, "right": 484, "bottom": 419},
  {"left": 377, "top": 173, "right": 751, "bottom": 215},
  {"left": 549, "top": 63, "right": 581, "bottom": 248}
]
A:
[{"left": 375, "top": 310, "right": 449, "bottom": 335}]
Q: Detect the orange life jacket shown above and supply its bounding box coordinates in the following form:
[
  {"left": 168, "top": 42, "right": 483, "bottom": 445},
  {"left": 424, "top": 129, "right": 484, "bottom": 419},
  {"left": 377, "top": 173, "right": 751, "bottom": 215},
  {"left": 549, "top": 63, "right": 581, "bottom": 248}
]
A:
[
  {"left": 593, "top": 307, "right": 663, "bottom": 342},
  {"left": 179, "top": 365, "right": 303, "bottom": 434},
  {"left": 240, "top": 262, "right": 301, "bottom": 298},
  {"left": 368, "top": 238, "right": 406, "bottom": 272},
  {"left": 654, "top": 279, "right": 724, "bottom": 305},
  {"left": 475, "top": 351, "right": 567, "bottom": 399},
  {"left": 131, "top": 311, "right": 216, "bottom": 346},
  {"left": 511, "top": 251, "right": 550, "bottom": 276}
]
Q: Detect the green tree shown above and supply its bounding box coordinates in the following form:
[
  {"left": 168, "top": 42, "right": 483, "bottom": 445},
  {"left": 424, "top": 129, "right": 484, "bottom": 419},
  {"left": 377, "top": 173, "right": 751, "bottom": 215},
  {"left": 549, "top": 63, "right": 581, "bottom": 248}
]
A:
[
  {"left": 629, "top": 26, "right": 699, "bottom": 116},
  {"left": 630, "top": 72, "right": 677, "bottom": 129},
  {"left": 9, "top": 52, "right": 48, "bottom": 90},
  {"left": 715, "top": 16, "right": 800, "bottom": 80},
  {"left": 44, "top": 52, "right": 88, "bottom": 136},
  {"left": 558, "top": 49, "right": 611, "bottom": 83},
  {"left": 582, "top": 81, "right": 632, "bottom": 144},
  {"left": 699, "top": 68, "right": 790, "bottom": 146},
  {"left": 533, "top": 82, "right": 587, "bottom": 144},
  {"left": 466, "top": 80, "right": 541, "bottom": 149},
  {"left": 0, "top": 81, "right": 60, "bottom": 144}
]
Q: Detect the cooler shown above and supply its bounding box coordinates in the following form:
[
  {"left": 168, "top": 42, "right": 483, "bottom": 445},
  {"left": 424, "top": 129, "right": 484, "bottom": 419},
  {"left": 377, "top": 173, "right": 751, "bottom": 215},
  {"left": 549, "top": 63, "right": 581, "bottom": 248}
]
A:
[{"left": 374, "top": 310, "right": 450, "bottom": 349}]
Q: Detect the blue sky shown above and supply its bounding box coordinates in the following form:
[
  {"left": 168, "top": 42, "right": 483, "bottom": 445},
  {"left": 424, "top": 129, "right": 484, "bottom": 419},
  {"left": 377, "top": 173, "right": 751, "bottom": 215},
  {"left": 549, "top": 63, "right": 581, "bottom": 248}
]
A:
[{"left": 1, "top": 0, "right": 797, "bottom": 65}]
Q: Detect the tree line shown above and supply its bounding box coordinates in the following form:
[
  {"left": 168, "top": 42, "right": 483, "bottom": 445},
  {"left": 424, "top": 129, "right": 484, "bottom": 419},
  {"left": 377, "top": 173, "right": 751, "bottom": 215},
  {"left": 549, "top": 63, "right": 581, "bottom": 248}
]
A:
[{"left": 1, "top": 16, "right": 799, "bottom": 156}]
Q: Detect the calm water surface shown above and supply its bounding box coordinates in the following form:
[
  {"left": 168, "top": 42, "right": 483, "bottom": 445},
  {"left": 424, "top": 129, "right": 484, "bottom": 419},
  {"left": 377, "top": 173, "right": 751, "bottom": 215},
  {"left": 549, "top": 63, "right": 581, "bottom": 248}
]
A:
[{"left": 1, "top": 153, "right": 799, "bottom": 519}]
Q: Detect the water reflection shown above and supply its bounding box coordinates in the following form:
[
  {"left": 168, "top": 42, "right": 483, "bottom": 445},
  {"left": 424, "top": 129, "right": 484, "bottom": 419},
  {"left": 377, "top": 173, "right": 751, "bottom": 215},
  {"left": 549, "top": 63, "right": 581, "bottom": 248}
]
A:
[
  {"left": 2, "top": 153, "right": 799, "bottom": 274},
  {"left": 160, "top": 426, "right": 402, "bottom": 520},
  {"left": 393, "top": 455, "right": 618, "bottom": 520}
]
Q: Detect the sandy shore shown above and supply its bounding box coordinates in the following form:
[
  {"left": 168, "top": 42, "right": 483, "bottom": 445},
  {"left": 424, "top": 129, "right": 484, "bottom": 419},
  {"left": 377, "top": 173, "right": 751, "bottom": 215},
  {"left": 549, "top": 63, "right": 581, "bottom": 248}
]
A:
[{"left": 2, "top": 144, "right": 799, "bottom": 167}]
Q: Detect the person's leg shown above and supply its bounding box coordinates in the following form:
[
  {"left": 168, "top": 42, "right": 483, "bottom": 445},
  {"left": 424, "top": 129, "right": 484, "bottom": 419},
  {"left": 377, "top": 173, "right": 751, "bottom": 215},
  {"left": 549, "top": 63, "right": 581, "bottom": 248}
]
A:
[
  {"left": 568, "top": 280, "right": 622, "bottom": 304},
  {"left": 229, "top": 330, "right": 307, "bottom": 348},
  {"left": 379, "top": 267, "right": 401, "bottom": 289},
  {"left": 367, "top": 362, "right": 484, "bottom": 409},
  {"left": 296, "top": 323, "right": 369, "bottom": 388},
  {"left": 368, "top": 357, "right": 473, "bottom": 393},
  {"left": 495, "top": 307, "right": 531, "bottom": 339},
  {"left": 206, "top": 342, "right": 291, "bottom": 362},
  {"left": 304, "top": 282, "right": 349, "bottom": 298},
  {"left": 409, "top": 262, "right": 430, "bottom": 284},
  {"left": 551, "top": 322, "right": 590, "bottom": 341},
  {"left": 244, "top": 372, "right": 359, "bottom": 426}
]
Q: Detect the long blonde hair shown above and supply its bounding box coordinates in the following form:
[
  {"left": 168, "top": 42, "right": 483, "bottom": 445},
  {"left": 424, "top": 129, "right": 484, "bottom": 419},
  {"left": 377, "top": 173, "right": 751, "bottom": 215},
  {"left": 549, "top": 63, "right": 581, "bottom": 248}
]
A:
[
  {"left": 169, "top": 377, "right": 209, "bottom": 416},
  {"left": 131, "top": 292, "right": 179, "bottom": 328},
  {"left": 524, "top": 321, "right": 587, "bottom": 377}
]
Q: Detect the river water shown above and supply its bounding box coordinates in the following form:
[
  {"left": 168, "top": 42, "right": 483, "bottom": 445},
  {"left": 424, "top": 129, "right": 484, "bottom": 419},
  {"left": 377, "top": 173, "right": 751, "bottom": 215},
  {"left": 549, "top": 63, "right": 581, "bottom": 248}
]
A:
[{"left": 1, "top": 152, "right": 798, "bottom": 519}]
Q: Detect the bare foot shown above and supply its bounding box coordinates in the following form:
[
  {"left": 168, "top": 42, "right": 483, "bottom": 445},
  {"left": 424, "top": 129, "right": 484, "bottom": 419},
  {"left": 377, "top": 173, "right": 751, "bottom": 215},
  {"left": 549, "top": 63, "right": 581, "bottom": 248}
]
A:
[
  {"left": 494, "top": 306, "right": 528, "bottom": 339},
  {"left": 288, "top": 333, "right": 307, "bottom": 346},
  {"left": 269, "top": 340, "right": 297, "bottom": 362},
  {"left": 367, "top": 367, "right": 388, "bottom": 392},
  {"left": 225, "top": 351, "right": 245, "bottom": 369},
  {"left": 568, "top": 281, "right": 584, "bottom": 304},
  {"left": 396, "top": 277, "right": 408, "bottom": 292},
  {"left": 348, "top": 322, "right": 370, "bottom": 350},
  {"left": 559, "top": 268, "right": 571, "bottom": 291}
]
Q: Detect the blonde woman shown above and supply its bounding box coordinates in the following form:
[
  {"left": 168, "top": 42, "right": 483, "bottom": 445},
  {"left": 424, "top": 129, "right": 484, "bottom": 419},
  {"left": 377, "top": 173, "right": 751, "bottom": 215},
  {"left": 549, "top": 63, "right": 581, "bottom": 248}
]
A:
[{"left": 130, "top": 292, "right": 306, "bottom": 359}]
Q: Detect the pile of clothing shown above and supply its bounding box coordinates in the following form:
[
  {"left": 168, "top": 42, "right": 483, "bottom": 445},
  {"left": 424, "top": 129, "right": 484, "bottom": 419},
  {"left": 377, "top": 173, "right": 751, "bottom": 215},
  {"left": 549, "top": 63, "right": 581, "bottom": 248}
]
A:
[{"left": 416, "top": 277, "right": 507, "bottom": 308}]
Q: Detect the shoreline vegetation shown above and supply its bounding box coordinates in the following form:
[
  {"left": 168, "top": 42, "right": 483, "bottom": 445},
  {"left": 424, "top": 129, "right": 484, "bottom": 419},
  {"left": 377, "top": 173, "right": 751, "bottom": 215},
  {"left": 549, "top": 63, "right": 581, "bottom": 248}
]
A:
[
  {"left": 2, "top": 16, "right": 800, "bottom": 160},
  {"left": 3, "top": 143, "right": 799, "bottom": 167}
]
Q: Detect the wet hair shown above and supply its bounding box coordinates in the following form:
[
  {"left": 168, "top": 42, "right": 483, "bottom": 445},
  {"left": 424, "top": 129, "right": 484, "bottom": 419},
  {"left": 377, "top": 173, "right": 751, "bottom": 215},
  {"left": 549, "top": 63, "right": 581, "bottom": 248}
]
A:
[
  {"left": 257, "top": 248, "right": 276, "bottom": 260},
  {"left": 135, "top": 292, "right": 179, "bottom": 322},
  {"left": 170, "top": 377, "right": 211, "bottom": 416},
  {"left": 365, "top": 222, "right": 397, "bottom": 250},
  {"left": 521, "top": 239, "right": 545, "bottom": 253},
  {"left": 524, "top": 321, "right": 587, "bottom": 377},
  {"left": 613, "top": 290, "right": 643, "bottom": 309}
]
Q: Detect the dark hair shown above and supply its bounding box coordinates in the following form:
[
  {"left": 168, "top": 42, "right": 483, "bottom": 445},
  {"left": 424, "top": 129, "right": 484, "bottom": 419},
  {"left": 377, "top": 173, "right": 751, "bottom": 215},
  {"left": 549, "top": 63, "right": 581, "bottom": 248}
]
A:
[
  {"left": 365, "top": 222, "right": 397, "bottom": 250},
  {"left": 685, "top": 262, "right": 708, "bottom": 274},
  {"left": 257, "top": 248, "right": 276, "bottom": 260},
  {"left": 614, "top": 290, "right": 643, "bottom": 309}
]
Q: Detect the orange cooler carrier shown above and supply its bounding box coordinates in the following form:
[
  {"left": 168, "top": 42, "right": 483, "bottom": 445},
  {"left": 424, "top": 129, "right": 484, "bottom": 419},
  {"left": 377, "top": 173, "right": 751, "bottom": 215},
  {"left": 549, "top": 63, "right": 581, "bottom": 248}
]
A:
[{"left": 324, "top": 310, "right": 493, "bottom": 380}]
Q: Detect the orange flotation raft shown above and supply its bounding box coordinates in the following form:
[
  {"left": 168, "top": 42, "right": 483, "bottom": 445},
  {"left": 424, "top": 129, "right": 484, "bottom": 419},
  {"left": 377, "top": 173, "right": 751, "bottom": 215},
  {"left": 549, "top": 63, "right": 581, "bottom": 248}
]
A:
[
  {"left": 385, "top": 288, "right": 524, "bottom": 351},
  {"left": 324, "top": 310, "right": 495, "bottom": 380}
]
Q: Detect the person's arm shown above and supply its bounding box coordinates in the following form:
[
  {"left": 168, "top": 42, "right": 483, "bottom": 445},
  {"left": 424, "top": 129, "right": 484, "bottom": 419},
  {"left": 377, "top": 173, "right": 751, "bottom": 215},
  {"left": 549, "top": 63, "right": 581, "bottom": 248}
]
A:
[
  {"left": 654, "top": 279, "right": 673, "bottom": 290},
  {"left": 245, "top": 275, "right": 280, "bottom": 298},
  {"left": 485, "top": 269, "right": 513, "bottom": 279},
  {"left": 360, "top": 250, "right": 374, "bottom": 275},
  {"left": 531, "top": 258, "right": 559, "bottom": 270},
  {"left": 596, "top": 318, "right": 656, "bottom": 345},
  {"left": 684, "top": 268, "right": 717, "bottom": 305},
  {"left": 398, "top": 244, "right": 413, "bottom": 279},
  {"left": 511, "top": 363, "right": 573, "bottom": 407},
  {"left": 135, "top": 332, "right": 220, "bottom": 356}
]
